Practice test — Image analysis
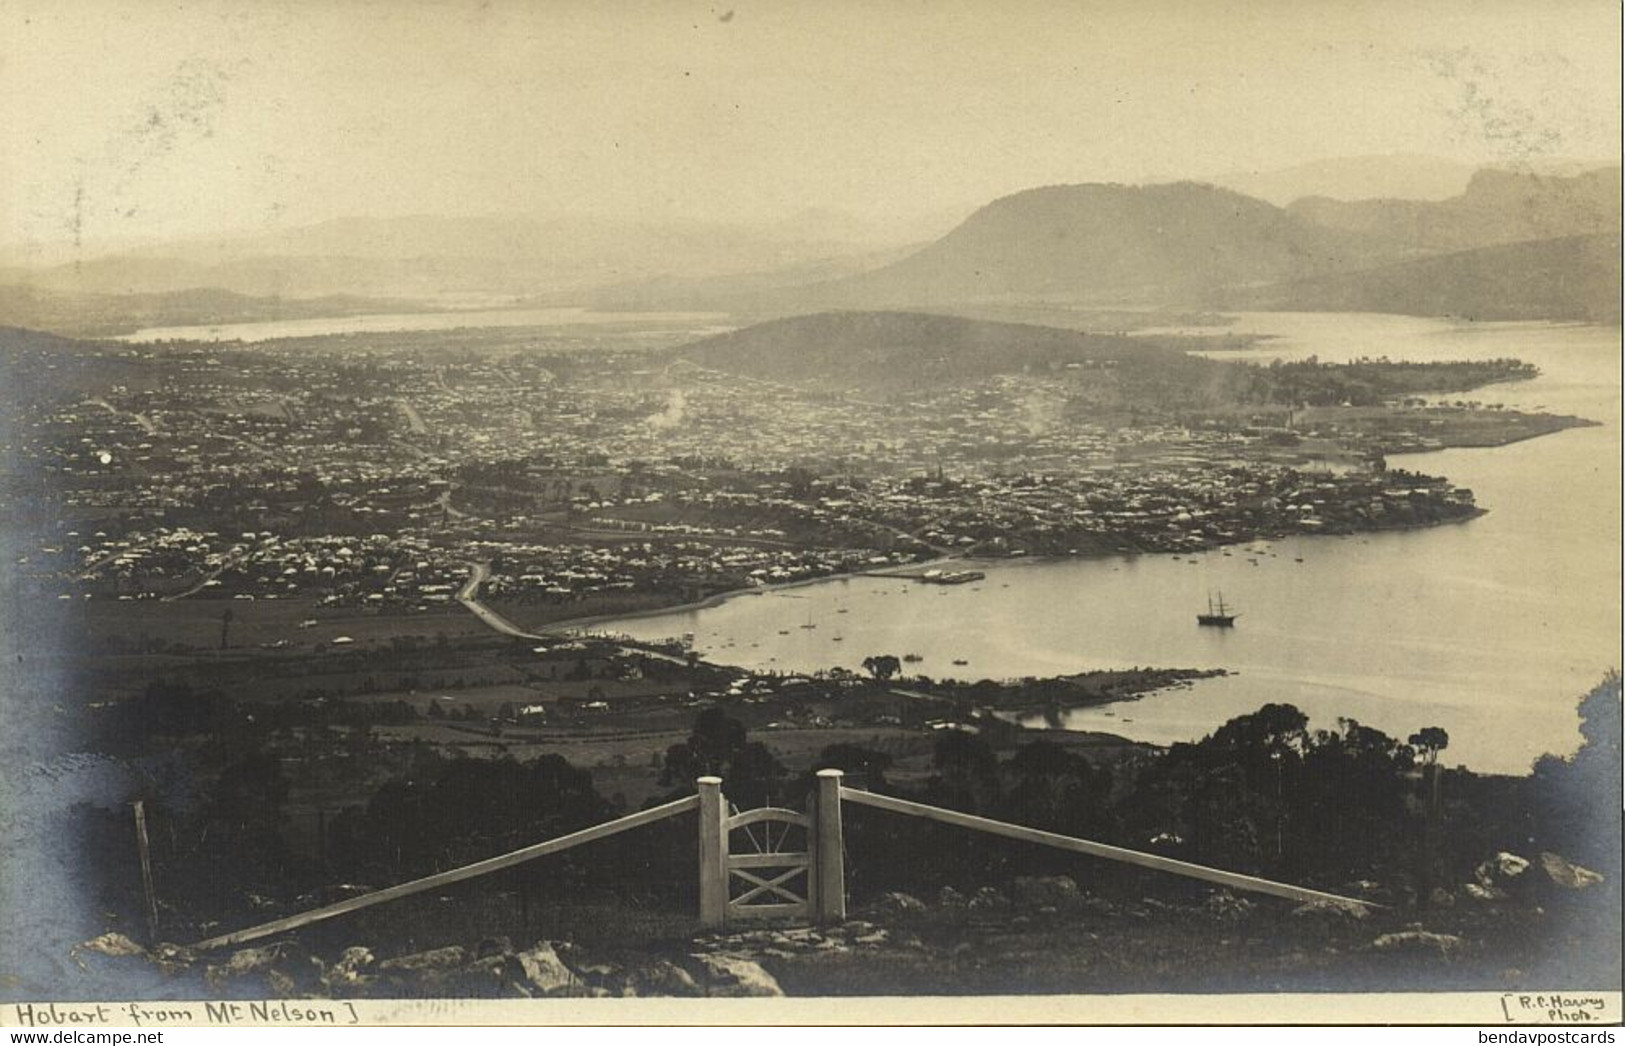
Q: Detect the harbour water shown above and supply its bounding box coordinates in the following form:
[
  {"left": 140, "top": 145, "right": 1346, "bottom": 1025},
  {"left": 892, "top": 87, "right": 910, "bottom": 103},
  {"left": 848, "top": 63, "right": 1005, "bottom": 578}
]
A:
[
  {"left": 599, "top": 314, "right": 1622, "bottom": 775},
  {"left": 117, "top": 306, "right": 729, "bottom": 344}
]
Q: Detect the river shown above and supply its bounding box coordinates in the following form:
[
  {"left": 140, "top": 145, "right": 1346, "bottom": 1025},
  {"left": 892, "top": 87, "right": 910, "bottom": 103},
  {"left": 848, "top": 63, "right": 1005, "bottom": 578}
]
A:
[
  {"left": 116, "top": 306, "right": 730, "bottom": 344},
  {"left": 596, "top": 313, "right": 1622, "bottom": 775}
]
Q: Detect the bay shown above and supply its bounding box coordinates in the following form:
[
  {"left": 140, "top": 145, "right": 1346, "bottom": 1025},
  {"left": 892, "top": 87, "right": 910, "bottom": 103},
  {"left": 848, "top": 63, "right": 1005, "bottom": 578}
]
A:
[
  {"left": 595, "top": 314, "right": 1622, "bottom": 774},
  {"left": 116, "top": 306, "right": 730, "bottom": 344}
]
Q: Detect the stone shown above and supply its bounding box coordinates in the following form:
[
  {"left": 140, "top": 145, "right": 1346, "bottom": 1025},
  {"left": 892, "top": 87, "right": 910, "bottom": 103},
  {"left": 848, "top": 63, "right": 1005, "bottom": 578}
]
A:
[
  {"left": 512, "top": 941, "right": 576, "bottom": 996},
  {"left": 1372, "top": 930, "right": 1463, "bottom": 957},
  {"left": 72, "top": 933, "right": 148, "bottom": 961},
  {"left": 1202, "top": 890, "right": 1255, "bottom": 919},
  {"left": 1475, "top": 852, "right": 1531, "bottom": 889},
  {"left": 1011, "top": 875, "right": 1081, "bottom": 910},
  {"left": 632, "top": 960, "right": 702, "bottom": 998},
  {"left": 938, "top": 886, "right": 968, "bottom": 908},
  {"left": 690, "top": 953, "right": 784, "bottom": 997},
  {"left": 1463, "top": 882, "right": 1506, "bottom": 902},
  {"left": 449, "top": 955, "right": 515, "bottom": 998},
  {"left": 967, "top": 886, "right": 1009, "bottom": 910},
  {"left": 378, "top": 945, "right": 468, "bottom": 973},
  {"left": 1538, "top": 852, "right": 1604, "bottom": 891},
  {"left": 1291, "top": 899, "right": 1369, "bottom": 921},
  {"left": 473, "top": 936, "right": 513, "bottom": 959},
  {"left": 876, "top": 891, "right": 927, "bottom": 914}
]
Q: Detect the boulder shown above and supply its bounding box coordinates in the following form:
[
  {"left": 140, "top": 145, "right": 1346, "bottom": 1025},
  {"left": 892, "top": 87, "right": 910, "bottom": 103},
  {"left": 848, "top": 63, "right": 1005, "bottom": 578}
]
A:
[
  {"left": 448, "top": 955, "right": 516, "bottom": 998},
  {"left": 511, "top": 941, "right": 577, "bottom": 996},
  {"left": 1538, "top": 853, "right": 1604, "bottom": 891},
  {"left": 322, "top": 947, "right": 375, "bottom": 993},
  {"left": 967, "top": 886, "right": 1010, "bottom": 910},
  {"left": 628, "top": 959, "right": 702, "bottom": 998},
  {"left": 377, "top": 945, "right": 468, "bottom": 973},
  {"left": 1463, "top": 882, "right": 1506, "bottom": 902},
  {"left": 1291, "top": 899, "right": 1370, "bottom": 922},
  {"left": 875, "top": 891, "right": 927, "bottom": 914},
  {"left": 1475, "top": 852, "right": 1531, "bottom": 891},
  {"left": 937, "top": 886, "right": 968, "bottom": 908},
  {"left": 1372, "top": 930, "right": 1463, "bottom": 958},
  {"left": 689, "top": 953, "right": 783, "bottom": 997},
  {"left": 473, "top": 936, "right": 514, "bottom": 959},
  {"left": 1201, "top": 890, "right": 1255, "bottom": 919},
  {"left": 208, "top": 940, "right": 323, "bottom": 995},
  {"left": 1011, "top": 875, "right": 1081, "bottom": 910},
  {"left": 72, "top": 933, "right": 148, "bottom": 961}
]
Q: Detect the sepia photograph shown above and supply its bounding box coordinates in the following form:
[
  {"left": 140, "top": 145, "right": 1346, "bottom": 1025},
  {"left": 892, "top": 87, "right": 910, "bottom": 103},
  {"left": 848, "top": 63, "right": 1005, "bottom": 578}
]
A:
[{"left": 0, "top": 0, "right": 1620, "bottom": 1028}]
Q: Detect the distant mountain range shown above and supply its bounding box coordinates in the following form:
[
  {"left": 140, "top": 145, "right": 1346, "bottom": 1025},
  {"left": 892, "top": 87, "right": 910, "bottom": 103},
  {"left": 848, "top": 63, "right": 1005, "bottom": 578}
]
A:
[
  {"left": 1287, "top": 166, "right": 1621, "bottom": 251},
  {"left": 717, "top": 165, "right": 1621, "bottom": 322},
  {"left": 1230, "top": 234, "right": 1622, "bottom": 323},
  {"left": 0, "top": 158, "right": 1617, "bottom": 332},
  {"left": 776, "top": 182, "right": 1393, "bottom": 309}
]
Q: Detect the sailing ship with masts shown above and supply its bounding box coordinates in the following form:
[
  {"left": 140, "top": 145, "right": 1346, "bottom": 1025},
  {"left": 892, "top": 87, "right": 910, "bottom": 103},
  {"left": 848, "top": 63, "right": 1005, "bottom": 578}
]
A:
[{"left": 1197, "top": 591, "right": 1238, "bottom": 627}]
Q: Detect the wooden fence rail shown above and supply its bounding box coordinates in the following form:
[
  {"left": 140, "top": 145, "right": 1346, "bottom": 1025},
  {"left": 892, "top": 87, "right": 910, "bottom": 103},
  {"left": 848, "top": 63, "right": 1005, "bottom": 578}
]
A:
[
  {"left": 192, "top": 794, "right": 700, "bottom": 951},
  {"left": 840, "top": 786, "right": 1378, "bottom": 911}
]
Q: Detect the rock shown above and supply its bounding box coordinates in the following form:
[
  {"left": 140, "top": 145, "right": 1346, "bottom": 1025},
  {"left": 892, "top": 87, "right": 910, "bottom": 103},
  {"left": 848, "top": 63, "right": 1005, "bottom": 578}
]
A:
[
  {"left": 938, "top": 886, "right": 968, "bottom": 908},
  {"left": 207, "top": 940, "right": 322, "bottom": 995},
  {"left": 265, "top": 969, "right": 298, "bottom": 998},
  {"left": 1538, "top": 853, "right": 1604, "bottom": 891},
  {"left": 1202, "top": 890, "right": 1255, "bottom": 919},
  {"left": 876, "top": 891, "right": 927, "bottom": 914},
  {"left": 690, "top": 953, "right": 783, "bottom": 997},
  {"left": 1291, "top": 899, "right": 1369, "bottom": 921},
  {"left": 448, "top": 955, "right": 515, "bottom": 998},
  {"left": 573, "top": 961, "right": 626, "bottom": 994},
  {"left": 853, "top": 930, "right": 888, "bottom": 946},
  {"left": 1464, "top": 882, "right": 1506, "bottom": 902},
  {"left": 1475, "top": 852, "right": 1531, "bottom": 890},
  {"left": 322, "top": 947, "right": 375, "bottom": 994},
  {"left": 1081, "top": 896, "right": 1118, "bottom": 917},
  {"left": 1428, "top": 887, "right": 1456, "bottom": 909},
  {"left": 222, "top": 946, "right": 281, "bottom": 977},
  {"left": 474, "top": 936, "right": 513, "bottom": 959},
  {"left": 1372, "top": 930, "right": 1462, "bottom": 958},
  {"left": 1011, "top": 875, "right": 1081, "bottom": 910},
  {"left": 630, "top": 959, "right": 701, "bottom": 997},
  {"left": 512, "top": 941, "right": 576, "bottom": 996},
  {"left": 72, "top": 933, "right": 148, "bottom": 961},
  {"left": 967, "top": 886, "right": 1009, "bottom": 910},
  {"left": 378, "top": 945, "right": 468, "bottom": 973}
]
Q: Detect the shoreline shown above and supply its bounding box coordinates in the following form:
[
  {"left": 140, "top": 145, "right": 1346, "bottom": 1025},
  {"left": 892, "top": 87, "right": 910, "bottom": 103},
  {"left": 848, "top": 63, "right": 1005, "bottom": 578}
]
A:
[{"left": 514, "top": 508, "right": 1491, "bottom": 641}]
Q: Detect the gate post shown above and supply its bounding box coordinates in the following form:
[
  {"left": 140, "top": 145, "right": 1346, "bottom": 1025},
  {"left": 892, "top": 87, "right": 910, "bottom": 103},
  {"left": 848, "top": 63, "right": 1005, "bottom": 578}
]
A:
[
  {"left": 697, "top": 776, "right": 727, "bottom": 928},
  {"left": 813, "top": 769, "right": 846, "bottom": 923}
]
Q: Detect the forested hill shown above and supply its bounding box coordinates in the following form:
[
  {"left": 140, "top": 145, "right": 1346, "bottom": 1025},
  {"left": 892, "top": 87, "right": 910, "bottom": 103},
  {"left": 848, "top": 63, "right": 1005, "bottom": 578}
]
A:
[{"left": 669, "top": 310, "right": 1203, "bottom": 391}]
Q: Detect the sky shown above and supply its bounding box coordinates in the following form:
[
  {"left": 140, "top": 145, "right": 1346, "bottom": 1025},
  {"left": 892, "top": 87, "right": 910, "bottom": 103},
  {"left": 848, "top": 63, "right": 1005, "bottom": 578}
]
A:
[{"left": 1, "top": 0, "right": 1619, "bottom": 253}]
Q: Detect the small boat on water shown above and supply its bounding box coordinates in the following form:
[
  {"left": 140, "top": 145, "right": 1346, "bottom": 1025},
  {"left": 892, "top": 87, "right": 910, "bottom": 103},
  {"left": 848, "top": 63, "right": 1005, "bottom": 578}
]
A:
[
  {"left": 1197, "top": 592, "right": 1239, "bottom": 628},
  {"left": 903, "top": 653, "right": 923, "bottom": 663}
]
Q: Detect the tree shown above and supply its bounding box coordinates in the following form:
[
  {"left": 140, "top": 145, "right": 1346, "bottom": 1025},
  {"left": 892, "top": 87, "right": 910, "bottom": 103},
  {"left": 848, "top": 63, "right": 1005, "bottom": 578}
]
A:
[{"left": 861, "top": 655, "right": 902, "bottom": 681}]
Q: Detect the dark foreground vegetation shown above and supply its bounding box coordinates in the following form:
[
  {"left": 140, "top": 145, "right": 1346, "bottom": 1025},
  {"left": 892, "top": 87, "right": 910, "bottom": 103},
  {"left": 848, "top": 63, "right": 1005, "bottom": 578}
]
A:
[{"left": 58, "top": 670, "right": 1622, "bottom": 999}]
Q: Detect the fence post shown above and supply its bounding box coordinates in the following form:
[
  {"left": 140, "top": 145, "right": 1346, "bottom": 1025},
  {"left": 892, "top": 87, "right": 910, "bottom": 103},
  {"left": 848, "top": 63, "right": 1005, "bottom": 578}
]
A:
[
  {"left": 131, "top": 801, "right": 160, "bottom": 946},
  {"left": 814, "top": 769, "right": 845, "bottom": 923},
  {"left": 697, "top": 776, "right": 727, "bottom": 928}
]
